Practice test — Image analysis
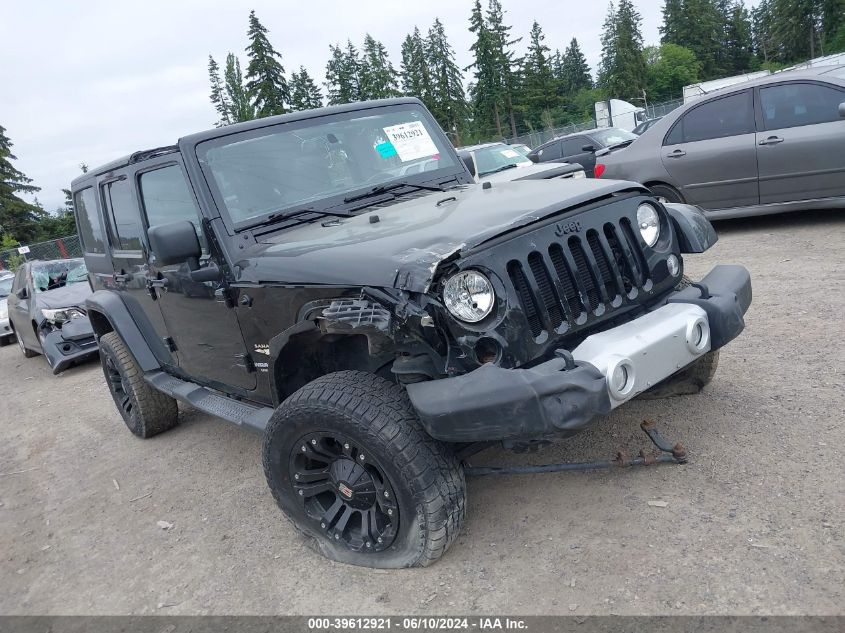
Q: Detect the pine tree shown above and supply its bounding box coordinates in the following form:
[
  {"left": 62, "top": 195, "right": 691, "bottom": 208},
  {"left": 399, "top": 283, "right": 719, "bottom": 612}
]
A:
[
  {"left": 0, "top": 125, "right": 45, "bottom": 243},
  {"left": 359, "top": 34, "right": 400, "bottom": 100},
  {"left": 244, "top": 10, "right": 289, "bottom": 117},
  {"left": 598, "top": 0, "right": 647, "bottom": 101},
  {"left": 208, "top": 55, "right": 233, "bottom": 127},
  {"left": 325, "top": 42, "right": 362, "bottom": 104},
  {"left": 660, "top": 0, "right": 727, "bottom": 79},
  {"left": 467, "top": 0, "right": 502, "bottom": 136},
  {"left": 723, "top": 1, "right": 754, "bottom": 74},
  {"left": 752, "top": 0, "right": 776, "bottom": 62},
  {"left": 821, "top": 0, "right": 845, "bottom": 53},
  {"left": 425, "top": 18, "right": 468, "bottom": 142},
  {"left": 520, "top": 20, "right": 557, "bottom": 126},
  {"left": 400, "top": 28, "right": 433, "bottom": 107},
  {"left": 560, "top": 38, "right": 593, "bottom": 96},
  {"left": 289, "top": 66, "right": 323, "bottom": 111},
  {"left": 224, "top": 53, "right": 256, "bottom": 122},
  {"left": 769, "top": 0, "right": 821, "bottom": 62},
  {"left": 660, "top": 0, "right": 685, "bottom": 43},
  {"left": 486, "top": 0, "right": 521, "bottom": 137}
]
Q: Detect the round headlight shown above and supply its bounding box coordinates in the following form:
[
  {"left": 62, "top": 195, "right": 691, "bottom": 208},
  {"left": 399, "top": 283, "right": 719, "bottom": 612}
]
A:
[
  {"left": 637, "top": 203, "right": 660, "bottom": 247},
  {"left": 443, "top": 270, "right": 495, "bottom": 323}
]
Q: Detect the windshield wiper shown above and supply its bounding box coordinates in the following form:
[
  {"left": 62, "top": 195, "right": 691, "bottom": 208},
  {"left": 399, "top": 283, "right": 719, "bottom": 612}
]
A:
[
  {"left": 478, "top": 164, "right": 518, "bottom": 177},
  {"left": 246, "top": 204, "right": 352, "bottom": 230},
  {"left": 343, "top": 180, "right": 445, "bottom": 204}
]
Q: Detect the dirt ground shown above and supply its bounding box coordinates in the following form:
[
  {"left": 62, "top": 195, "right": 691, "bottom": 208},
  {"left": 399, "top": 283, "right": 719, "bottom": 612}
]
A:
[{"left": 1, "top": 210, "right": 843, "bottom": 616}]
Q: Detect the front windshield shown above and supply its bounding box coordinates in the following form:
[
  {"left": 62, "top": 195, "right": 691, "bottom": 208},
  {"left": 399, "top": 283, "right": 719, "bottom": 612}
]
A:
[
  {"left": 474, "top": 144, "right": 532, "bottom": 176},
  {"left": 198, "top": 106, "right": 459, "bottom": 227},
  {"left": 32, "top": 260, "right": 88, "bottom": 293},
  {"left": 590, "top": 128, "right": 638, "bottom": 147},
  {"left": 0, "top": 276, "right": 12, "bottom": 298}
]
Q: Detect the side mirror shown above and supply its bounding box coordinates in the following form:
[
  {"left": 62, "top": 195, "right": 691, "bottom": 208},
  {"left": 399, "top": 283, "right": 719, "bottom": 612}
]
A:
[
  {"left": 148, "top": 221, "right": 202, "bottom": 268},
  {"left": 461, "top": 154, "right": 476, "bottom": 177},
  {"left": 582, "top": 144, "right": 597, "bottom": 152},
  {"left": 15, "top": 287, "right": 28, "bottom": 300},
  {"left": 528, "top": 154, "right": 539, "bottom": 163},
  {"left": 840, "top": 102, "right": 845, "bottom": 118}
]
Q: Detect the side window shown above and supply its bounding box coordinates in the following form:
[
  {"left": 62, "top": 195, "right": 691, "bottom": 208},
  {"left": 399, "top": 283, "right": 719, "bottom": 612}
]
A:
[
  {"left": 73, "top": 187, "right": 105, "bottom": 254},
  {"left": 139, "top": 165, "right": 207, "bottom": 252},
  {"left": 760, "top": 82, "right": 845, "bottom": 130},
  {"left": 560, "top": 137, "right": 587, "bottom": 156},
  {"left": 677, "top": 91, "right": 754, "bottom": 143},
  {"left": 664, "top": 119, "right": 683, "bottom": 146},
  {"left": 538, "top": 141, "right": 562, "bottom": 160},
  {"left": 101, "top": 178, "right": 144, "bottom": 252}
]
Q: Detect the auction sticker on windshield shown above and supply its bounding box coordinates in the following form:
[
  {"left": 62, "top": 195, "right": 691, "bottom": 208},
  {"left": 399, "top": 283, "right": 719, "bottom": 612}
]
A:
[
  {"left": 382, "top": 121, "right": 438, "bottom": 162},
  {"left": 500, "top": 149, "right": 519, "bottom": 158}
]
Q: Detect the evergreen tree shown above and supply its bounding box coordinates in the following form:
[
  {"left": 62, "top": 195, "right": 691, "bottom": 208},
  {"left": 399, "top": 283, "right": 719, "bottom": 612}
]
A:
[
  {"left": 467, "top": 0, "right": 502, "bottom": 136},
  {"left": 425, "top": 18, "right": 468, "bottom": 142},
  {"left": 244, "top": 10, "right": 289, "bottom": 116},
  {"left": 723, "top": 1, "right": 754, "bottom": 74},
  {"left": 770, "top": 0, "right": 821, "bottom": 61},
  {"left": 400, "top": 28, "right": 433, "bottom": 107},
  {"left": 0, "top": 125, "right": 44, "bottom": 243},
  {"left": 821, "top": 0, "right": 845, "bottom": 53},
  {"left": 324, "top": 42, "right": 362, "bottom": 104},
  {"left": 660, "top": 0, "right": 685, "bottom": 44},
  {"left": 208, "top": 55, "right": 233, "bottom": 127},
  {"left": 520, "top": 20, "right": 557, "bottom": 126},
  {"left": 598, "top": 0, "right": 647, "bottom": 102},
  {"left": 224, "top": 53, "right": 256, "bottom": 122},
  {"left": 359, "top": 34, "right": 400, "bottom": 100},
  {"left": 560, "top": 38, "right": 593, "bottom": 96},
  {"left": 289, "top": 66, "right": 323, "bottom": 111},
  {"left": 486, "top": 0, "right": 521, "bottom": 137},
  {"left": 752, "top": 0, "right": 776, "bottom": 62}
]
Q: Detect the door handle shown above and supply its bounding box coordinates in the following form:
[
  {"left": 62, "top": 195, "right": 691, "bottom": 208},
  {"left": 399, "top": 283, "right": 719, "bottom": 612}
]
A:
[
  {"left": 145, "top": 277, "right": 168, "bottom": 289},
  {"left": 113, "top": 273, "right": 130, "bottom": 283},
  {"left": 759, "top": 136, "right": 784, "bottom": 146},
  {"left": 666, "top": 149, "right": 686, "bottom": 158}
]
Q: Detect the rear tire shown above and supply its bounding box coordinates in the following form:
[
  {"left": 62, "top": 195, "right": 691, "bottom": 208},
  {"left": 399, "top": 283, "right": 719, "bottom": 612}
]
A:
[
  {"left": 98, "top": 331, "right": 178, "bottom": 438},
  {"left": 649, "top": 183, "right": 684, "bottom": 204},
  {"left": 262, "top": 370, "right": 465, "bottom": 568}
]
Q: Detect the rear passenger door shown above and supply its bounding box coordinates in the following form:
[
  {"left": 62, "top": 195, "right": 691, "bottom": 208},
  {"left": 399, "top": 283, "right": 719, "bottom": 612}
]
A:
[
  {"left": 560, "top": 136, "right": 597, "bottom": 176},
  {"left": 661, "top": 90, "right": 759, "bottom": 210},
  {"left": 755, "top": 80, "right": 845, "bottom": 203}
]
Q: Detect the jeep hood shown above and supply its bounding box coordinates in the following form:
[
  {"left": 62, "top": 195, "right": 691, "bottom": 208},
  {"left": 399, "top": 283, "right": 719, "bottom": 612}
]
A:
[
  {"left": 477, "top": 161, "right": 582, "bottom": 183},
  {"left": 238, "top": 179, "right": 644, "bottom": 293}
]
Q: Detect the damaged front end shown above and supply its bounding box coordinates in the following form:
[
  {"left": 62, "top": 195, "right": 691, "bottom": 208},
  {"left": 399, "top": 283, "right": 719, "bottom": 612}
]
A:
[{"left": 38, "top": 308, "right": 98, "bottom": 374}]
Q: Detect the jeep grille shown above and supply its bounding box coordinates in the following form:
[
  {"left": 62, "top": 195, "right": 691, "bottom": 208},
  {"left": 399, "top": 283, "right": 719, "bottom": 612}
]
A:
[{"left": 506, "top": 218, "right": 650, "bottom": 338}]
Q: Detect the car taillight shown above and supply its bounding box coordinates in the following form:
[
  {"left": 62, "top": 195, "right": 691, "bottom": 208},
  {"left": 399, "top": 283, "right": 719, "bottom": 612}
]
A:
[{"left": 594, "top": 163, "right": 606, "bottom": 178}]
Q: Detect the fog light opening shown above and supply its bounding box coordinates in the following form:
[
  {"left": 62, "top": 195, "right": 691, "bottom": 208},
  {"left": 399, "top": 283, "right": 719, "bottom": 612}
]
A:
[
  {"left": 607, "top": 359, "right": 635, "bottom": 400},
  {"left": 686, "top": 318, "right": 710, "bottom": 353},
  {"left": 474, "top": 337, "right": 501, "bottom": 365}
]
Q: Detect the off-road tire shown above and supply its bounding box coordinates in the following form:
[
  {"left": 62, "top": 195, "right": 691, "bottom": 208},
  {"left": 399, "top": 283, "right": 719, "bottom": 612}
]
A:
[
  {"left": 640, "top": 275, "right": 719, "bottom": 398},
  {"left": 649, "top": 183, "right": 684, "bottom": 204},
  {"left": 262, "top": 370, "right": 466, "bottom": 568},
  {"left": 98, "top": 331, "right": 178, "bottom": 438},
  {"left": 15, "top": 327, "right": 38, "bottom": 358}
]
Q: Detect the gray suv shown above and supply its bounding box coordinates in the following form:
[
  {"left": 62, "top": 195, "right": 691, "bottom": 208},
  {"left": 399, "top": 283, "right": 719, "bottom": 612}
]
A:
[{"left": 597, "top": 66, "right": 845, "bottom": 219}]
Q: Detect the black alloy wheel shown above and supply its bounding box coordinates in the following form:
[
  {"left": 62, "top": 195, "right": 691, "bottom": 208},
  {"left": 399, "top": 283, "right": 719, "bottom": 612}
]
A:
[{"left": 290, "top": 431, "right": 398, "bottom": 553}]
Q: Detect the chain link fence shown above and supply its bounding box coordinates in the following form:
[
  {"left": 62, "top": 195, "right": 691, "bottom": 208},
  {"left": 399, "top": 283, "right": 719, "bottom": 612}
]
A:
[
  {"left": 0, "top": 235, "right": 82, "bottom": 272},
  {"left": 504, "top": 97, "right": 686, "bottom": 149}
]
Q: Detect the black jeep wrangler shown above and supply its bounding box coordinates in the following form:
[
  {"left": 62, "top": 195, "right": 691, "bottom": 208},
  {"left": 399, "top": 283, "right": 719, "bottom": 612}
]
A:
[{"left": 72, "top": 98, "right": 751, "bottom": 568}]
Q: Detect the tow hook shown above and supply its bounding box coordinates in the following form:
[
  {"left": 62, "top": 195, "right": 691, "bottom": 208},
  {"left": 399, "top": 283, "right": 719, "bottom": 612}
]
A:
[{"left": 463, "top": 420, "right": 688, "bottom": 476}]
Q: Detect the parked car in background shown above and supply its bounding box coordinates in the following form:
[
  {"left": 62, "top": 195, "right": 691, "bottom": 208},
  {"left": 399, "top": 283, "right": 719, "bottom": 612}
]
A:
[
  {"left": 596, "top": 65, "right": 845, "bottom": 219},
  {"left": 6, "top": 259, "right": 98, "bottom": 373},
  {"left": 0, "top": 272, "right": 14, "bottom": 346},
  {"left": 527, "top": 127, "right": 638, "bottom": 177},
  {"left": 457, "top": 142, "right": 584, "bottom": 182},
  {"left": 632, "top": 116, "right": 663, "bottom": 135}
]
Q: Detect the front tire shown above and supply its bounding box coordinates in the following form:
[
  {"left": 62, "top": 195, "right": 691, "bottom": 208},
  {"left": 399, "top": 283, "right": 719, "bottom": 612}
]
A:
[
  {"left": 262, "top": 371, "right": 465, "bottom": 568},
  {"left": 99, "top": 331, "right": 178, "bottom": 438},
  {"left": 15, "top": 328, "right": 38, "bottom": 358}
]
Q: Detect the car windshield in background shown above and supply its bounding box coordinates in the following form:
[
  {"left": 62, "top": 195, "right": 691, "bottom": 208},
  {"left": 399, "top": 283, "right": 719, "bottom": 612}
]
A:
[
  {"left": 32, "top": 260, "right": 88, "bottom": 293},
  {"left": 197, "top": 106, "right": 459, "bottom": 227},
  {"left": 0, "top": 276, "right": 12, "bottom": 297},
  {"left": 474, "top": 144, "right": 532, "bottom": 175},
  {"left": 590, "top": 128, "right": 639, "bottom": 147}
]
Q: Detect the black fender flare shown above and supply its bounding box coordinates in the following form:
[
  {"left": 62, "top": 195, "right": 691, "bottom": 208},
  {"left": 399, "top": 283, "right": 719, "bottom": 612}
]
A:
[
  {"left": 663, "top": 203, "right": 718, "bottom": 254},
  {"left": 85, "top": 290, "right": 164, "bottom": 372}
]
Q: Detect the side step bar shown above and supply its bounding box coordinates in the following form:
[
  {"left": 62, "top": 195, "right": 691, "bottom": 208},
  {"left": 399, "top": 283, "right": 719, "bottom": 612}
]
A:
[{"left": 145, "top": 371, "right": 273, "bottom": 434}]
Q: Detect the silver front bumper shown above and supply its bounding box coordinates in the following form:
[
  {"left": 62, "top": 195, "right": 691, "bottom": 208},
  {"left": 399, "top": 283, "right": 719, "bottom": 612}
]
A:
[{"left": 572, "top": 303, "right": 711, "bottom": 407}]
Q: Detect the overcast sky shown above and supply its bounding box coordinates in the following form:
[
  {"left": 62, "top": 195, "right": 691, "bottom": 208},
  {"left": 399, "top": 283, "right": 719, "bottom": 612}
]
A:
[{"left": 2, "top": 0, "right": 670, "bottom": 212}]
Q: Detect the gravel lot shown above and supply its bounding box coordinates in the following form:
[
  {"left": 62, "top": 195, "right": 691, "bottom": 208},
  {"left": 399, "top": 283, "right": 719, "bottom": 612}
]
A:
[{"left": 1, "top": 210, "right": 843, "bottom": 616}]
